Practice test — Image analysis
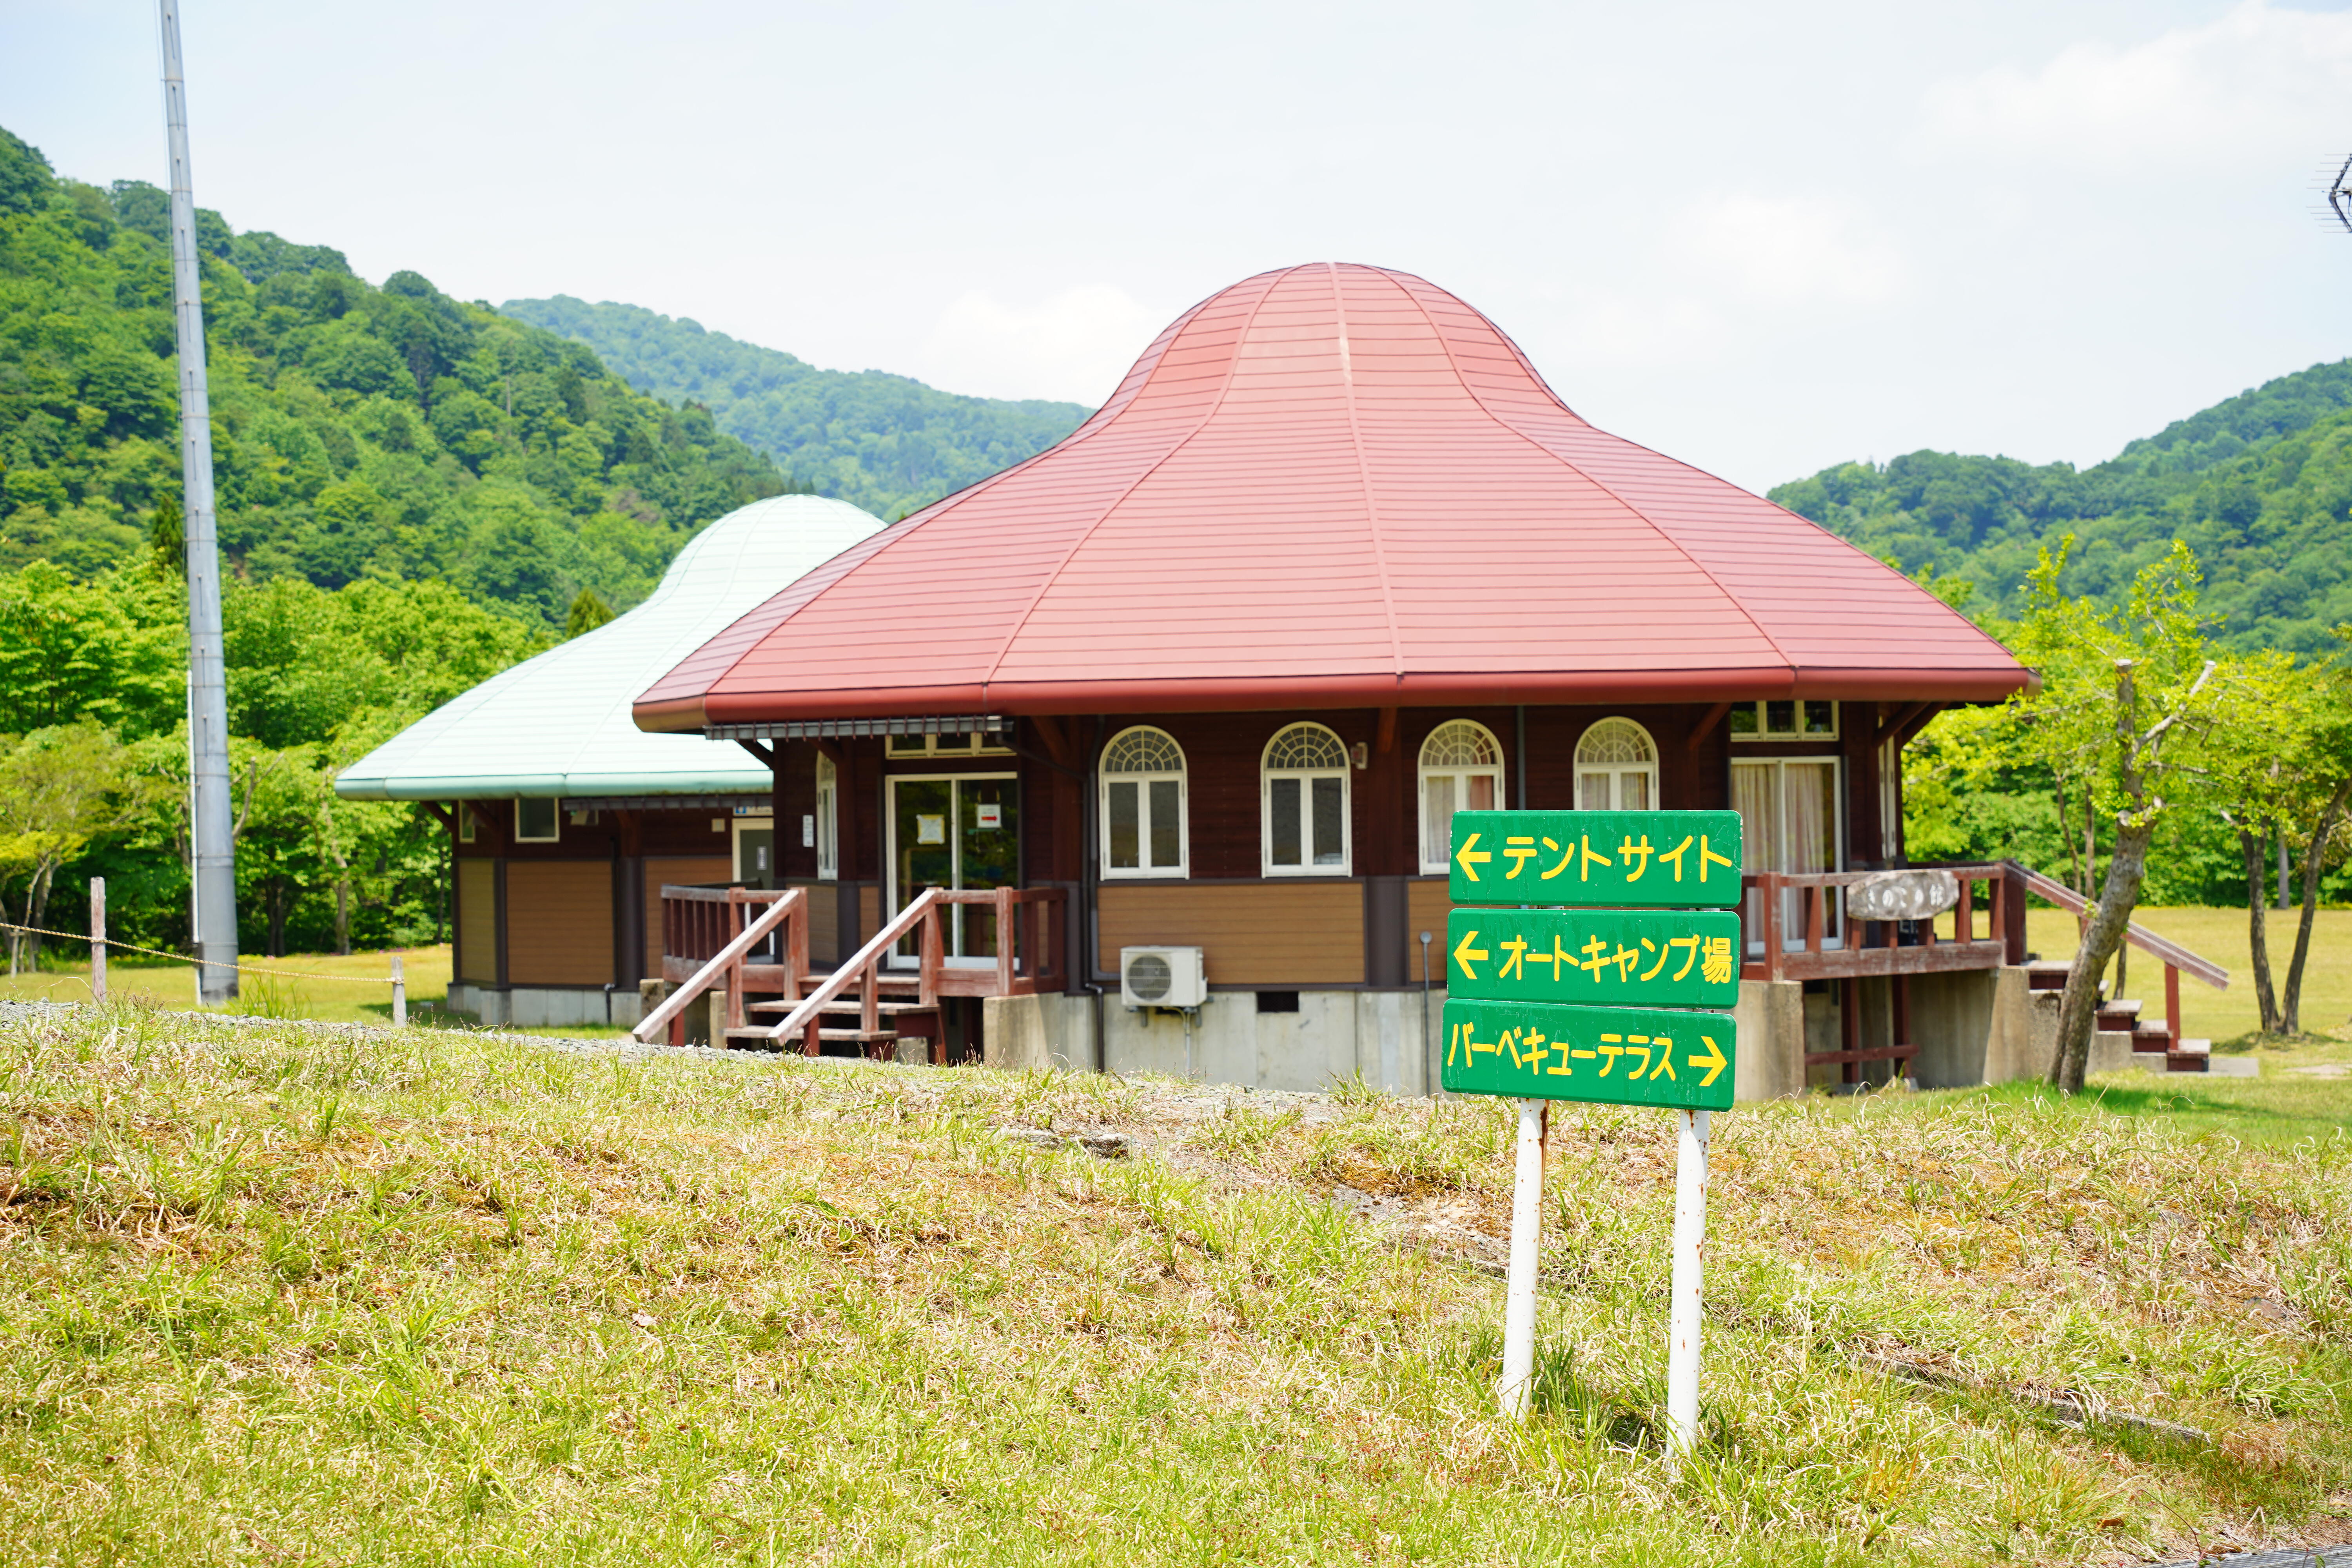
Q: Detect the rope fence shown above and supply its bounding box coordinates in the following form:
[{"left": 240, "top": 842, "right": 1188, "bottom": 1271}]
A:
[{"left": 4, "top": 878, "right": 411, "bottom": 1024}]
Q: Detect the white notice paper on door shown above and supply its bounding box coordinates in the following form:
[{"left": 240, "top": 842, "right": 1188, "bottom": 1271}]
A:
[
  {"left": 916, "top": 814, "right": 946, "bottom": 844},
  {"left": 975, "top": 803, "right": 1002, "bottom": 829}
]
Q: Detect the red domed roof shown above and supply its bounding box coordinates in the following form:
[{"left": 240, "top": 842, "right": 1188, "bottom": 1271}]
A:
[{"left": 637, "top": 262, "right": 2025, "bottom": 728}]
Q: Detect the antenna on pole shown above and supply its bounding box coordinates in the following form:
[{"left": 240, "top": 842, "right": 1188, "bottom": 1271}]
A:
[{"left": 159, "top": 0, "right": 238, "bottom": 1004}]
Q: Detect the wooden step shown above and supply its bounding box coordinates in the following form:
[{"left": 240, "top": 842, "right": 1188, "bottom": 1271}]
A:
[
  {"left": 746, "top": 998, "right": 937, "bottom": 1016},
  {"left": 723, "top": 1026, "right": 900, "bottom": 1045},
  {"left": 2096, "top": 998, "right": 2143, "bottom": 1030},
  {"left": 2165, "top": 1038, "right": 2210, "bottom": 1073},
  {"left": 2024, "top": 962, "right": 2072, "bottom": 992},
  {"left": 798, "top": 975, "right": 924, "bottom": 995}
]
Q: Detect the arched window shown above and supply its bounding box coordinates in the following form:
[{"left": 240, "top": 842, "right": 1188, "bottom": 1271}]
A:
[
  {"left": 1101, "top": 726, "right": 1187, "bottom": 877},
  {"left": 1576, "top": 718, "right": 1659, "bottom": 811},
  {"left": 1262, "top": 722, "right": 1350, "bottom": 875},
  {"left": 1418, "top": 720, "right": 1503, "bottom": 873},
  {"left": 813, "top": 752, "right": 838, "bottom": 879}
]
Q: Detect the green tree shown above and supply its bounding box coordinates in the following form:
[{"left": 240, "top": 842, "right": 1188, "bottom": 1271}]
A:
[
  {"left": 0, "top": 722, "right": 153, "bottom": 973},
  {"left": 1992, "top": 540, "right": 2222, "bottom": 1092},
  {"left": 564, "top": 586, "right": 615, "bottom": 639}
]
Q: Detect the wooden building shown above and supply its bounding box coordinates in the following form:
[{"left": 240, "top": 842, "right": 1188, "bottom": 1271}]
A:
[
  {"left": 334, "top": 495, "right": 885, "bottom": 1026},
  {"left": 629, "top": 263, "right": 2048, "bottom": 1095}
]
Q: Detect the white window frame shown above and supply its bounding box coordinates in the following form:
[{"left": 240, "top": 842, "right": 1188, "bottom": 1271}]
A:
[
  {"left": 1728, "top": 699, "right": 1839, "bottom": 742},
  {"left": 1099, "top": 725, "right": 1189, "bottom": 879},
  {"left": 1260, "top": 722, "right": 1352, "bottom": 877},
  {"left": 513, "top": 797, "right": 560, "bottom": 843},
  {"left": 731, "top": 810, "right": 775, "bottom": 884},
  {"left": 814, "top": 752, "right": 839, "bottom": 880},
  {"left": 1573, "top": 718, "right": 1661, "bottom": 812},
  {"left": 1417, "top": 719, "right": 1504, "bottom": 874}
]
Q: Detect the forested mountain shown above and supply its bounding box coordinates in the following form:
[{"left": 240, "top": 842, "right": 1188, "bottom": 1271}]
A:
[
  {"left": 0, "top": 124, "right": 785, "bottom": 629},
  {"left": 1769, "top": 360, "right": 2352, "bottom": 653},
  {"left": 502, "top": 296, "right": 1091, "bottom": 520}
]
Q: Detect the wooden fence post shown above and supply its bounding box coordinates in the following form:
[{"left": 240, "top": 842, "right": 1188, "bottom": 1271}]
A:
[{"left": 88, "top": 878, "right": 106, "bottom": 1002}]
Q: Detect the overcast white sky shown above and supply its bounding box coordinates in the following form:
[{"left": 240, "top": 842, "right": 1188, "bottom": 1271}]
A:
[{"left": 5, "top": 0, "right": 2350, "bottom": 491}]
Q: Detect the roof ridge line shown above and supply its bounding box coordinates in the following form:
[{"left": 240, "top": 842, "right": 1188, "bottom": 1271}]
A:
[
  {"left": 971, "top": 264, "right": 1305, "bottom": 701},
  {"left": 1333, "top": 265, "right": 1405, "bottom": 678},
  {"left": 667, "top": 308, "right": 1218, "bottom": 720},
  {"left": 1388, "top": 270, "right": 1802, "bottom": 677}
]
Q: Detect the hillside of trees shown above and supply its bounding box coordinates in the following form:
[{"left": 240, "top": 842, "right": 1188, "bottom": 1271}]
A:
[
  {"left": 0, "top": 124, "right": 786, "bottom": 630},
  {"left": 501, "top": 296, "right": 1090, "bottom": 520},
  {"left": 1768, "top": 359, "right": 2352, "bottom": 654}
]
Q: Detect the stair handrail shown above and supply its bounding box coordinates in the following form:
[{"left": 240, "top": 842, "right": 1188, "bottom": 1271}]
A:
[
  {"left": 751, "top": 886, "right": 948, "bottom": 1045},
  {"left": 2003, "top": 860, "right": 2228, "bottom": 990},
  {"left": 632, "top": 887, "right": 806, "bottom": 1044}
]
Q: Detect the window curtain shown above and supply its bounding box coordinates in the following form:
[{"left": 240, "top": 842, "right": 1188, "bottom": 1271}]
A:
[
  {"left": 1732, "top": 763, "right": 1777, "bottom": 951},
  {"left": 1784, "top": 761, "right": 1838, "bottom": 944}
]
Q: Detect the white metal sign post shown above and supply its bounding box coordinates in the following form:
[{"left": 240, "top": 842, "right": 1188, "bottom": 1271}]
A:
[
  {"left": 1498, "top": 1098, "right": 1545, "bottom": 1418},
  {"left": 1443, "top": 809, "right": 1741, "bottom": 1462},
  {"left": 1667, "top": 1108, "right": 1709, "bottom": 1455}
]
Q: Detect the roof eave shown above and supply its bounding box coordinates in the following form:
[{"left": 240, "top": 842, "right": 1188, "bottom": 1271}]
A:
[{"left": 653, "top": 664, "right": 2031, "bottom": 725}]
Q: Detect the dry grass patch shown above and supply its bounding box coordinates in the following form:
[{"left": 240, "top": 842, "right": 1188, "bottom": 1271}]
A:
[{"left": 0, "top": 1003, "right": 2347, "bottom": 1566}]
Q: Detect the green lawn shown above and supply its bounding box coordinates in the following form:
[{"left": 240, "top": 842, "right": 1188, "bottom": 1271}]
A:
[
  {"left": 2, "top": 1004, "right": 2347, "bottom": 1566},
  {"left": 2016, "top": 905, "right": 2352, "bottom": 1045}
]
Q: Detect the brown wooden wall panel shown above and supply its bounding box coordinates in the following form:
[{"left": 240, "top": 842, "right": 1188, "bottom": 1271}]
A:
[
  {"left": 456, "top": 859, "right": 496, "bottom": 984},
  {"left": 789, "top": 880, "right": 840, "bottom": 967},
  {"left": 859, "top": 884, "right": 880, "bottom": 943},
  {"left": 1099, "top": 881, "right": 1365, "bottom": 986},
  {"left": 646, "top": 856, "right": 732, "bottom": 973},
  {"left": 506, "top": 861, "right": 615, "bottom": 986},
  {"left": 1406, "top": 878, "right": 1453, "bottom": 964}
]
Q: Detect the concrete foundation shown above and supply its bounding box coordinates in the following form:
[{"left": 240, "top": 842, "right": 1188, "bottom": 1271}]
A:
[
  {"left": 985, "top": 971, "right": 2058, "bottom": 1101},
  {"left": 448, "top": 984, "right": 642, "bottom": 1030},
  {"left": 1909, "top": 967, "right": 2045, "bottom": 1089},
  {"left": 984, "top": 988, "right": 1446, "bottom": 1096},
  {"left": 1733, "top": 980, "right": 1806, "bottom": 1102},
  {"left": 1725, "top": 967, "right": 2053, "bottom": 1102}
]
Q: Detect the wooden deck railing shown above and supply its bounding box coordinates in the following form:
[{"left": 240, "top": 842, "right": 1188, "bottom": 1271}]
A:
[
  {"left": 2004, "top": 860, "right": 2227, "bottom": 1051},
  {"left": 641, "top": 882, "right": 1068, "bottom": 1053},
  {"left": 1740, "top": 862, "right": 2015, "bottom": 983},
  {"left": 635, "top": 887, "right": 808, "bottom": 1047},
  {"left": 734, "top": 885, "right": 1069, "bottom": 1053}
]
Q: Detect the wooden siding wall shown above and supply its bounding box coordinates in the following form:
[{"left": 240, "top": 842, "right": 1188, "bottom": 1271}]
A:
[
  {"left": 644, "top": 856, "right": 732, "bottom": 975},
  {"left": 456, "top": 859, "right": 496, "bottom": 984},
  {"left": 783, "top": 880, "right": 841, "bottom": 967},
  {"left": 1099, "top": 882, "right": 1364, "bottom": 986},
  {"left": 506, "top": 862, "right": 615, "bottom": 986},
  {"left": 1405, "top": 878, "right": 1454, "bottom": 962}
]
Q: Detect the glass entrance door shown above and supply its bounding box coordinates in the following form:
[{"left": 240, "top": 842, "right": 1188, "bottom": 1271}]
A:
[
  {"left": 887, "top": 774, "right": 1019, "bottom": 962},
  {"left": 1732, "top": 759, "right": 1842, "bottom": 951}
]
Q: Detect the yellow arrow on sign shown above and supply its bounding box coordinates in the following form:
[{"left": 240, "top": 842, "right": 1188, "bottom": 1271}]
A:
[
  {"left": 1454, "top": 831, "right": 1491, "bottom": 882},
  {"left": 1452, "top": 929, "right": 1488, "bottom": 981},
  {"left": 1687, "top": 1033, "right": 1728, "bottom": 1088}
]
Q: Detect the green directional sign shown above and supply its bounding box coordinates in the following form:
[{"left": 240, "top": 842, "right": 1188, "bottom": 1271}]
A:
[
  {"left": 1441, "top": 999, "right": 1737, "bottom": 1111},
  {"left": 1441, "top": 809, "right": 1744, "bottom": 1110},
  {"left": 1447, "top": 809, "right": 1745, "bottom": 907},
  {"left": 1447, "top": 906, "right": 1742, "bottom": 1009}
]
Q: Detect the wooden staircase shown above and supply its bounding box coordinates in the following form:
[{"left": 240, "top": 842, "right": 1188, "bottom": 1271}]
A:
[
  {"left": 736, "top": 973, "right": 944, "bottom": 1061},
  {"left": 632, "top": 882, "right": 1067, "bottom": 1061},
  {"left": 2025, "top": 959, "right": 2214, "bottom": 1073}
]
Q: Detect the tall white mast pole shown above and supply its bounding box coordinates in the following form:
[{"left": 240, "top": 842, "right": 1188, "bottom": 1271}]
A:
[{"left": 160, "top": 0, "right": 238, "bottom": 1003}]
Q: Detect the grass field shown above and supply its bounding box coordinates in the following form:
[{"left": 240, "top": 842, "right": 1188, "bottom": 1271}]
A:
[
  {"left": 0, "top": 946, "right": 446, "bottom": 1026},
  {"left": 1, "top": 1003, "right": 2347, "bottom": 1566},
  {"left": 0, "top": 946, "right": 635, "bottom": 1041},
  {"left": 2016, "top": 906, "right": 2352, "bottom": 1047}
]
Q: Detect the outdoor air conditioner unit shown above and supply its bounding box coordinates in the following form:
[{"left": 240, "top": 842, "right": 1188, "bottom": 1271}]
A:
[{"left": 1120, "top": 946, "right": 1207, "bottom": 1010}]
